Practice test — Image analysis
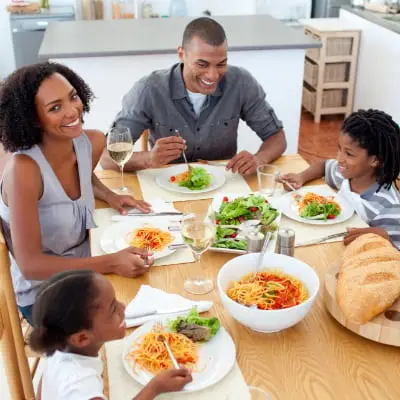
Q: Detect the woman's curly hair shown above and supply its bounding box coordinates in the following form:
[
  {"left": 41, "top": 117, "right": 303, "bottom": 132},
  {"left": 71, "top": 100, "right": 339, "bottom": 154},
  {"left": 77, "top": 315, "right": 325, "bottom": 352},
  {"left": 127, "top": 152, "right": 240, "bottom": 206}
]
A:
[{"left": 0, "top": 61, "right": 94, "bottom": 152}]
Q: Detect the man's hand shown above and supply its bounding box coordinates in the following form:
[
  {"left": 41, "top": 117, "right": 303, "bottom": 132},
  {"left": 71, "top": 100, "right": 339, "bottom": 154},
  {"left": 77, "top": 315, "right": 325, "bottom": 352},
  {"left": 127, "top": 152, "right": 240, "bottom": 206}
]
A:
[
  {"left": 226, "top": 151, "right": 260, "bottom": 176},
  {"left": 149, "top": 136, "right": 186, "bottom": 167},
  {"left": 344, "top": 227, "right": 391, "bottom": 246},
  {"left": 106, "top": 193, "right": 151, "bottom": 215}
]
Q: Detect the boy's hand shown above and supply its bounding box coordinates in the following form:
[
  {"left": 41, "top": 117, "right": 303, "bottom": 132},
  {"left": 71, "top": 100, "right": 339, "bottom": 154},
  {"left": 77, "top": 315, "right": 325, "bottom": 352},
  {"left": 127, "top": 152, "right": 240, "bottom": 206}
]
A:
[
  {"left": 344, "top": 227, "right": 391, "bottom": 245},
  {"left": 150, "top": 368, "right": 192, "bottom": 395},
  {"left": 279, "top": 173, "right": 304, "bottom": 191}
]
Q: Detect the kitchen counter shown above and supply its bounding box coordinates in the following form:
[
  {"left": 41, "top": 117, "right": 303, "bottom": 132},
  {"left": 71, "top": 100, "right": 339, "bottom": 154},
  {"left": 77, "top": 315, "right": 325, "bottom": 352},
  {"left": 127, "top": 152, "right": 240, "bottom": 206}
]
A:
[
  {"left": 39, "top": 14, "right": 319, "bottom": 59},
  {"left": 341, "top": 5, "right": 400, "bottom": 35}
]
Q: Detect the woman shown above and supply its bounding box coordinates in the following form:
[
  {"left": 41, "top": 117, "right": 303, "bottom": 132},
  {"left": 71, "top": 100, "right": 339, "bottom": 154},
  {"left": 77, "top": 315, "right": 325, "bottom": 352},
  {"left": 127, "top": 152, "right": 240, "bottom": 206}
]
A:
[{"left": 0, "top": 62, "right": 153, "bottom": 324}]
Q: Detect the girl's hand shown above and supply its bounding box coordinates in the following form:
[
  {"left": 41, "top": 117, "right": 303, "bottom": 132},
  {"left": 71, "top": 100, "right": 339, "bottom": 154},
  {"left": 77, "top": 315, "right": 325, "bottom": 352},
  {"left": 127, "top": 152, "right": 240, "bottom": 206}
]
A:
[
  {"left": 112, "top": 247, "right": 154, "bottom": 277},
  {"left": 107, "top": 193, "right": 152, "bottom": 215},
  {"left": 279, "top": 173, "right": 304, "bottom": 191},
  {"left": 149, "top": 368, "right": 192, "bottom": 395},
  {"left": 344, "top": 227, "right": 391, "bottom": 246}
]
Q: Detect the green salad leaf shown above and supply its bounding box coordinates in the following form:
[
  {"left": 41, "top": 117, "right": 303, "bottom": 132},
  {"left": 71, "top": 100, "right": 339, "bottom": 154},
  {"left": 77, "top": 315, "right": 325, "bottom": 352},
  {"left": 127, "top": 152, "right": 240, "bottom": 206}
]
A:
[
  {"left": 178, "top": 167, "right": 211, "bottom": 190},
  {"left": 212, "top": 238, "right": 247, "bottom": 250},
  {"left": 300, "top": 201, "right": 341, "bottom": 220},
  {"left": 168, "top": 308, "right": 220, "bottom": 342}
]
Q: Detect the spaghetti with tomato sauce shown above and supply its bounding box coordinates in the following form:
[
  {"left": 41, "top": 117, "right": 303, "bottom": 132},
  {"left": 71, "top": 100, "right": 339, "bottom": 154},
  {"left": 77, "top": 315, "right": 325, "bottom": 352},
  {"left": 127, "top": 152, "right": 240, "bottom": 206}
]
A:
[{"left": 227, "top": 270, "right": 308, "bottom": 310}]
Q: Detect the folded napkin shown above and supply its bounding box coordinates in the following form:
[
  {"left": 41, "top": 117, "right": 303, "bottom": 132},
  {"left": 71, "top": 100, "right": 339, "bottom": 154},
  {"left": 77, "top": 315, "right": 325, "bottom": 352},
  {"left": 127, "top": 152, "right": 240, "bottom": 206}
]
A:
[{"left": 125, "top": 285, "right": 213, "bottom": 328}]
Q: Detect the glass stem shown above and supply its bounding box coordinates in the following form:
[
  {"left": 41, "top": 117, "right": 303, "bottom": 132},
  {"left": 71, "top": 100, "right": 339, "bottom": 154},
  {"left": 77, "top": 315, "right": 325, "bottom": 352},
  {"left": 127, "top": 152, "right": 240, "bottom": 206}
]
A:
[{"left": 120, "top": 163, "right": 125, "bottom": 189}]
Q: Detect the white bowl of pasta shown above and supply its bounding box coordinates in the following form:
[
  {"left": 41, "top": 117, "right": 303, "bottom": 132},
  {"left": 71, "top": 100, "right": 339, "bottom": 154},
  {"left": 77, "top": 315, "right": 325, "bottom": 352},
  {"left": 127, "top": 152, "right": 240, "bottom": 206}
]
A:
[{"left": 217, "top": 253, "right": 320, "bottom": 333}]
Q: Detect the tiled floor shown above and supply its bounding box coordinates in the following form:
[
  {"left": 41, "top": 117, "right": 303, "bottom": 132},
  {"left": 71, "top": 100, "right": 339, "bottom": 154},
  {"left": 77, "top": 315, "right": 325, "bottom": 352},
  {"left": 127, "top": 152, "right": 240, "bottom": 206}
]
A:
[{"left": 0, "top": 112, "right": 343, "bottom": 399}]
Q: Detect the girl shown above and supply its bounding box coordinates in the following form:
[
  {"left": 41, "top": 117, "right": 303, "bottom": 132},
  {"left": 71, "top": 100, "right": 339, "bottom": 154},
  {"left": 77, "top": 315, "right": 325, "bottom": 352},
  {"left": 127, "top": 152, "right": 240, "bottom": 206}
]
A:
[
  {"left": 0, "top": 62, "right": 153, "bottom": 325},
  {"left": 280, "top": 109, "right": 400, "bottom": 247},
  {"left": 29, "top": 270, "right": 192, "bottom": 399}
]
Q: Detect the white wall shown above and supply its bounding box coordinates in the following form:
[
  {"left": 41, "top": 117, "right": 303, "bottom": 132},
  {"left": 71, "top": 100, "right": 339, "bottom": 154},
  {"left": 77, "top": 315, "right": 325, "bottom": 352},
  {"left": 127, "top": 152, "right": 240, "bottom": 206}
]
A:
[
  {"left": 0, "top": 0, "right": 15, "bottom": 78},
  {"left": 340, "top": 9, "right": 400, "bottom": 123}
]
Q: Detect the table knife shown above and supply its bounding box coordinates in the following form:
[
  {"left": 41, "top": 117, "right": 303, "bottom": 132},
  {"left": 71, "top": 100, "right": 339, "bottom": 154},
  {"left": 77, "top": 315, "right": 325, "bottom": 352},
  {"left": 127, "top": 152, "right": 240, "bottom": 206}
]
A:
[
  {"left": 125, "top": 306, "right": 193, "bottom": 320},
  {"left": 296, "top": 232, "right": 347, "bottom": 247},
  {"left": 126, "top": 212, "right": 182, "bottom": 217}
]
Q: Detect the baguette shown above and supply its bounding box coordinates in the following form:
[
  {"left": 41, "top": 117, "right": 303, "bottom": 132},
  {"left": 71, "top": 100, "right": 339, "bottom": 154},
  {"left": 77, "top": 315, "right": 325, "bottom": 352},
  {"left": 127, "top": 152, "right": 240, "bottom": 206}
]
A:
[
  {"left": 342, "top": 246, "right": 400, "bottom": 271},
  {"left": 337, "top": 261, "right": 400, "bottom": 323}
]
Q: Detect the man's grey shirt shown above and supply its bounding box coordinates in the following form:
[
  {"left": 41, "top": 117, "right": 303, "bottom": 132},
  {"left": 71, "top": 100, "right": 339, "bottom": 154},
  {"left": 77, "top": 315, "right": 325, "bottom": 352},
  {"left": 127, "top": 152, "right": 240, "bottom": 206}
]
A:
[{"left": 113, "top": 63, "right": 283, "bottom": 162}]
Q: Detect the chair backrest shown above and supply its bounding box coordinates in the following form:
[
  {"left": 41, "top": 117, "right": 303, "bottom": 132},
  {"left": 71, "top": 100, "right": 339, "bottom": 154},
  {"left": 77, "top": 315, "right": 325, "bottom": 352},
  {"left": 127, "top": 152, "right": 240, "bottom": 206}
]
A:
[
  {"left": 140, "top": 130, "right": 150, "bottom": 152},
  {"left": 0, "top": 230, "right": 35, "bottom": 399}
]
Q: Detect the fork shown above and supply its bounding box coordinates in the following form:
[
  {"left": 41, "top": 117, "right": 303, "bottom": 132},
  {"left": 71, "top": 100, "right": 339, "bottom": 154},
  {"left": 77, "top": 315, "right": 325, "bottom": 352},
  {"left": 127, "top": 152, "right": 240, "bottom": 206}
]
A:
[
  {"left": 154, "top": 321, "right": 180, "bottom": 369},
  {"left": 175, "top": 129, "right": 191, "bottom": 172},
  {"left": 144, "top": 245, "right": 152, "bottom": 267}
]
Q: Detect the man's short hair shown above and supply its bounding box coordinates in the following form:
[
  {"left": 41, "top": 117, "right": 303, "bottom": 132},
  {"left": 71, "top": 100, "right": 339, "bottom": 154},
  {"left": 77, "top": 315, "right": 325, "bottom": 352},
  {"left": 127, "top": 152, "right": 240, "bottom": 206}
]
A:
[{"left": 182, "top": 17, "right": 226, "bottom": 48}]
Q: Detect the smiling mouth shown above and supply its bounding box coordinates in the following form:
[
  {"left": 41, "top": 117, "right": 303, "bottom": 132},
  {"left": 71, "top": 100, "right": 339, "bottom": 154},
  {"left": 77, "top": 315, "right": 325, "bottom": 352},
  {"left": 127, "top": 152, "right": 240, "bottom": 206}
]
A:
[
  {"left": 199, "top": 78, "right": 216, "bottom": 87},
  {"left": 62, "top": 117, "right": 81, "bottom": 127}
]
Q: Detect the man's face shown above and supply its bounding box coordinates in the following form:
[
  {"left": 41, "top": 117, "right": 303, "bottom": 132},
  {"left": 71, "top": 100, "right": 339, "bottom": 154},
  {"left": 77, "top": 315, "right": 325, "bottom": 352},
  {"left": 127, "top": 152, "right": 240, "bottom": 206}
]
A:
[{"left": 178, "top": 36, "right": 228, "bottom": 95}]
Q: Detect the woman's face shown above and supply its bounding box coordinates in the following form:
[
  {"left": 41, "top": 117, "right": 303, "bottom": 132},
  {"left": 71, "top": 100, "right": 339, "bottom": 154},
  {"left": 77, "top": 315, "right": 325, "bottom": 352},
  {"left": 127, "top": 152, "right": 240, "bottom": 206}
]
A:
[{"left": 35, "top": 72, "right": 83, "bottom": 140}]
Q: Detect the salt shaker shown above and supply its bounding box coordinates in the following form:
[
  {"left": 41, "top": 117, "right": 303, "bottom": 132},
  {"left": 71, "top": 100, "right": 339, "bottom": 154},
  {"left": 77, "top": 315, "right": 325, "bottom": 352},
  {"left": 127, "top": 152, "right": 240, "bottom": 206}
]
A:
[
  {"left": 246, "top": 230, "right": 265, "bottom": 253},
  {"left": 277, "top": 228, "right": 295, "bottom": 257}
]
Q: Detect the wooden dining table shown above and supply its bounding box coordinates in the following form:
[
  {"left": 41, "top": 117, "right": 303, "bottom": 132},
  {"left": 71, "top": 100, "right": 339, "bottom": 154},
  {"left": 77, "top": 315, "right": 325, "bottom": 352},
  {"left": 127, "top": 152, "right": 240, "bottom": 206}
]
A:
[{"left": 94, "top": 154, "right": 400, "bottom": 400}]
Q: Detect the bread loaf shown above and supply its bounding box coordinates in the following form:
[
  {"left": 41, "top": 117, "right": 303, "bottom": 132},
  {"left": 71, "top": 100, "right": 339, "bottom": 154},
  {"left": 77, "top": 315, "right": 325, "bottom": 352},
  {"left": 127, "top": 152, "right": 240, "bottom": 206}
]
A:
[{"left": 337, "top": 234, "right": 400, "bottom": 324}]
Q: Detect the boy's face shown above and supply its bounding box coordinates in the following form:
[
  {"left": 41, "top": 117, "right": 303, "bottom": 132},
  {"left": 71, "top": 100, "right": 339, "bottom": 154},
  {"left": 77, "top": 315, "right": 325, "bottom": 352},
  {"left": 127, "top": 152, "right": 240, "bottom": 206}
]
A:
[{"left": 336, "top": 132, "right": 378, "bottom": 180}]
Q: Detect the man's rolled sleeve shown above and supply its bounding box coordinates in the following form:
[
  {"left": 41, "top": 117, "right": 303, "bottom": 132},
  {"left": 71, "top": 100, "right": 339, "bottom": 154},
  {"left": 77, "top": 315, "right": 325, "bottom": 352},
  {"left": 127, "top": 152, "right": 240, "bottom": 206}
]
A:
[
  {"left": 239, "top": 68, "right": 283, "bottom": 141},
  {"left": 113, "top": 78, "right": 152, "bottom": 142}
]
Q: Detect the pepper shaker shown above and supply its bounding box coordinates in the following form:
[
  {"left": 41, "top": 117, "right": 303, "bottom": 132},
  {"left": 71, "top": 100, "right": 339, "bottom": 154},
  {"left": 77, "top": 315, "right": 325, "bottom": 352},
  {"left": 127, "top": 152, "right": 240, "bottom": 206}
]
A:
[
  {"left": 277, "top": 228, "right": 295, "bottom": 257},
  {"left": 246, "top": 230, "right": 265, "bottom": 253}
]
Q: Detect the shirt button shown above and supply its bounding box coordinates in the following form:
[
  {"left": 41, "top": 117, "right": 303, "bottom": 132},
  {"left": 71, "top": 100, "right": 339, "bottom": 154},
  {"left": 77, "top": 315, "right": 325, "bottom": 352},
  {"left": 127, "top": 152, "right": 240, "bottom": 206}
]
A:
[
  {"left": 197, "top": 147, "right": 201, "bottom": 150},
  {"left": 196, "top": 128, "right": 200, "bottom": 132}
]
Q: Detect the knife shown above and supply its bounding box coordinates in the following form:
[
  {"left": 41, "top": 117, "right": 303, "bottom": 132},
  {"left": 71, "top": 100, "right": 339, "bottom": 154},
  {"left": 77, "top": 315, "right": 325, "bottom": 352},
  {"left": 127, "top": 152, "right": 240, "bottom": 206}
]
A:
[
  {"left": 296, "top": 232, "right": 347, "bottom": 247},
  {"left": 126, "top": 212, "right": 183, "bottom": 217},
  {"left": 125, "top": 306, "right": 193, "bottom": 320},
  {"left": 197, "top": 159, "right": 228, "bottom": 167}
]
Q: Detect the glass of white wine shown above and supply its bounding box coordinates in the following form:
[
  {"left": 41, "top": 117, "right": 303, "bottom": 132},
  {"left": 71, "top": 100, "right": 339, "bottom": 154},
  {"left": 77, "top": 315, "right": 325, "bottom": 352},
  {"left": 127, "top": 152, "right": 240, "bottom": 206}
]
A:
[
  {"left": 181, "top": 203, "right": 216, "bottom": 295},
  {"left": 107, "top": 127, "right": 133, "bottom": 193}
]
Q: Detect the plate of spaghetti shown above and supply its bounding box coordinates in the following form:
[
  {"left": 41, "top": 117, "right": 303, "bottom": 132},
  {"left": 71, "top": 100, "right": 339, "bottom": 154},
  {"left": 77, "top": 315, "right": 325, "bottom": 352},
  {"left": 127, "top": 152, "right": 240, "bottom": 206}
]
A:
[
  {"left": 226, "top": 270, "right": 309, "bottom": 310},
  {"left": 122, "top": 319, "right": 236, "bottom": 392},
  {"left": 155, "top": 164, "right": 226, "bottom": 194},
  {"left": 280, "top": 185, "right": 353, "bottom": 225},
  {"left": 100, "top": 219, "right": 182, "bottom": 260}
]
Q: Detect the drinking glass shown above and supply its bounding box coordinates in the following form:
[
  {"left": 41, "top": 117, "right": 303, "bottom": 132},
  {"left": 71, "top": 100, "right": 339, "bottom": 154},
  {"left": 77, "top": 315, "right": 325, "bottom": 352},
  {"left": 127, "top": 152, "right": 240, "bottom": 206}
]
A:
[
  {"left": 106, "top": 127, "right": 133, "bottom": 193},
  {"left": 257, "top": 164, "right": 279, "bottom": 196},
  {"left": 248, "top": 386, "right": 272, "bottom": 399},
  {"left": 181, "top": 202, "right": 216, "bottom": 295}
]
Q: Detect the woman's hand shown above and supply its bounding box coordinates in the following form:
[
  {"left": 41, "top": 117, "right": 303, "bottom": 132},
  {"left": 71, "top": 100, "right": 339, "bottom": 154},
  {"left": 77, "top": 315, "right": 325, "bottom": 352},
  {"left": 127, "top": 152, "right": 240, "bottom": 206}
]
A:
[
  {"left": 278, "top": 173, "right": 304, "bottom": 191},
  {"left": 344, "top": 227, "right": 391, "bottom": 246},
  {"left": 111, "top": 247, "right": 154, "bottom": 277},
  {"left": 107, "top": 193, "right": 152, "bottom": 215},
  {"left": 149, "top": 368, "right": 192, "bottom": 396}
]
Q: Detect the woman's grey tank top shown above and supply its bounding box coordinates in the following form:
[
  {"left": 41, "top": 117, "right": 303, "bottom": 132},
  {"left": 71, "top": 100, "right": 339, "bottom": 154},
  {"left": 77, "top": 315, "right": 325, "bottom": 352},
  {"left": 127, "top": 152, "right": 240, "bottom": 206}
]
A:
[{"left": 0, "top": 133, "right": 96, "bottom": 307}]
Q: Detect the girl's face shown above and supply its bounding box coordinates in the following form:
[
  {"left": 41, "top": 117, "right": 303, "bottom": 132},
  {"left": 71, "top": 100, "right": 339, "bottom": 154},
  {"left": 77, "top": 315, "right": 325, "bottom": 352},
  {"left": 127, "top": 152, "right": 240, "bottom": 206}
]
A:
[
  {"left": 35, "top": 72, "right": 83, "bottom": 140},
  {"left": 88, "top": 275, "right": 127, "bottom": 344},
  {"left": 336, "top": 132, "right": 378, "bottom": 181}
]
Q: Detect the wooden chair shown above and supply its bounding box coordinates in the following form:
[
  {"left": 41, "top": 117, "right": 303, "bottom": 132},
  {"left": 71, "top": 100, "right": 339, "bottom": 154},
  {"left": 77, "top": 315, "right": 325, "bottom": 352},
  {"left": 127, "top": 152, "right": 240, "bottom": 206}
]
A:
[
  {"left": 140, "top": 130, "right": 150, "bottom": 152},
  {"left": 0, "top": 231, "right": 39, "bottom": 399}
]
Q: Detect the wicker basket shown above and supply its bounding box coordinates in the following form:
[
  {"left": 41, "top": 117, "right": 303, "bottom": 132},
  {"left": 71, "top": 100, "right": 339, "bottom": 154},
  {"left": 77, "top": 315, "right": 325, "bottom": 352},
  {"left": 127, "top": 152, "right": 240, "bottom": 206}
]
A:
[
  {"left": 304, "top": 59, "right": 348, "bottom": 86},
  {"left": 305, "top": 32, "right": 353, "bottom": 60},
  {"left": 302, "top": 84, "right": 348, "bottom": 112}
]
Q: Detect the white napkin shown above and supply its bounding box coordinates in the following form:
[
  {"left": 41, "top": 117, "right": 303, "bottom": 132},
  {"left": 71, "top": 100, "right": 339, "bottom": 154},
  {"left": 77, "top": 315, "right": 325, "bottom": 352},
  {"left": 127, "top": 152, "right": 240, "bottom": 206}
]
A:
[
  {"left": 111, "top": 198, "right": 182, "bottom": 222},
  {"left": 125, "top": 285, "right": 213, "bottom": 328}
]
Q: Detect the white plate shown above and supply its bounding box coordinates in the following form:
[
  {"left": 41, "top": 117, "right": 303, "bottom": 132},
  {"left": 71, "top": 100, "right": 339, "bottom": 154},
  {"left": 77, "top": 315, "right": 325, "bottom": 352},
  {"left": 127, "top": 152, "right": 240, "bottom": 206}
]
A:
[
  {"left": 279, "top": 186, "right": 354, "bottom": 225},
  {"left": 122, "top": 319, "right": 236, "bottom": 392},
  {"left": 209, "top": 193, "right": 281, "bottom": 255},
  {"left": 155, "top": 165, "right": 226, "bottom": 194},
  {"left": 100, "top": 219, "right": 182, "bottom": 260}
]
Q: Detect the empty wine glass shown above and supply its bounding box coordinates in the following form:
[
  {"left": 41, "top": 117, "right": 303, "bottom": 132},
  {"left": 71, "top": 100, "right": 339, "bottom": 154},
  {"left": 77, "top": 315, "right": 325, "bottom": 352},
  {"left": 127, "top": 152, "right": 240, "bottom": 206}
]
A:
[
  {"left": 107, "top": 126, "right": 133, "bottom": 193},
  {"left": 181, "top": 202, "right": 216, "bottom": 295}
]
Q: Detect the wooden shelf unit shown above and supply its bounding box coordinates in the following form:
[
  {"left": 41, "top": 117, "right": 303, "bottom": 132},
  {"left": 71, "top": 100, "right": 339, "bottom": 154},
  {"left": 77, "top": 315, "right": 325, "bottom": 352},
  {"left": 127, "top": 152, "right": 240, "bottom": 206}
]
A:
[{"left": 301, "top": 19, "right": 360, "bottom": 123}]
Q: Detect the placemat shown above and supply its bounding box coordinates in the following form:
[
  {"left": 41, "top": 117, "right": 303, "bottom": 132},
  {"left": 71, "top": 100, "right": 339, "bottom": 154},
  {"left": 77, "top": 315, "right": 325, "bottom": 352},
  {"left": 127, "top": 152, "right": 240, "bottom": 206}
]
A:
[
  {"left": 105, "top": 339, "right": 251, "bottom": 399},
  {"left": 91, "top": 208, "right": 195, "bottom": 266},
  {"left": 136, "top": 168, "right": 251, "bottom": 202}
]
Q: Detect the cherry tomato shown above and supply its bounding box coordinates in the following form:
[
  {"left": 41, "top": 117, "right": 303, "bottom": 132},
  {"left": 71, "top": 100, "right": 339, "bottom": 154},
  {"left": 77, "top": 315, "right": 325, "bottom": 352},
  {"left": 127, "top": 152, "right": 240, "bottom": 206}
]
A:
[
  {"left": 250, "top": 207, "right": 258, "bottom": 212},
  {"left": 216, "top": 219, "right": 220, "bottom": 224},
  {"left": 265, "top": 199, "right": 269, "bottom": 203},
  {"left": 238, "top": 216, "right": 245, "bottom": 222},
  {"left": 223, "top": 196, "right": 229, "bottom": 202},
  {"left": 230, "top": 233, "right": 237, "bottom": 238},
  {"left": 328, "top": 214, "right": 336, "bottom": 219},
  {"left": 170, "top": 176, "right": 176, "bottom": 182}
]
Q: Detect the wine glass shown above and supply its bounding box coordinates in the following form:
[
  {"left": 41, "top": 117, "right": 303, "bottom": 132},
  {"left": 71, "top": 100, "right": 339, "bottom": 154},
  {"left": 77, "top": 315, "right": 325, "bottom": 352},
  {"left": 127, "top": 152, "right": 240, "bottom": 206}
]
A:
[
  {"left": 107, "top": 127, "right": 133, "bottom": 193},
  {"left": 181, "top": 202, "right": 216, "bottom": 295}
]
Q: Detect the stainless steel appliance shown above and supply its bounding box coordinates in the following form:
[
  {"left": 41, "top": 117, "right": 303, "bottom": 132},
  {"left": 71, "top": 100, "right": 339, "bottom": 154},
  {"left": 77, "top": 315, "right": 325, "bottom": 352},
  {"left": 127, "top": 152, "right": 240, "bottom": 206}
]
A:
[
  {"left": 10, "top": 7, "right": 74, "bottom": 68},
  {"left": 312, "top": 0, "right": 352, "bottom": 18}
]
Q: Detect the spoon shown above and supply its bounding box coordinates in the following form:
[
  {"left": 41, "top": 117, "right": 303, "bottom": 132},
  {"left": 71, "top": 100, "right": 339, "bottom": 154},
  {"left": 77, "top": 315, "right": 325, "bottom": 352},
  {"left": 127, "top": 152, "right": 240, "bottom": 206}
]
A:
[{"left": 250, "top": 232, "right": 272, "bottom": 309}]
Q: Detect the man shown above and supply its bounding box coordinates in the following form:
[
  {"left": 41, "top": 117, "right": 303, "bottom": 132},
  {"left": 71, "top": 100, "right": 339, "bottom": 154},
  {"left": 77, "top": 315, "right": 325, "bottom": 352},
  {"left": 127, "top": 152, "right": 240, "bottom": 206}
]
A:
[{"left": 100, "top": 17, "right": 287, "bottom": 175}]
